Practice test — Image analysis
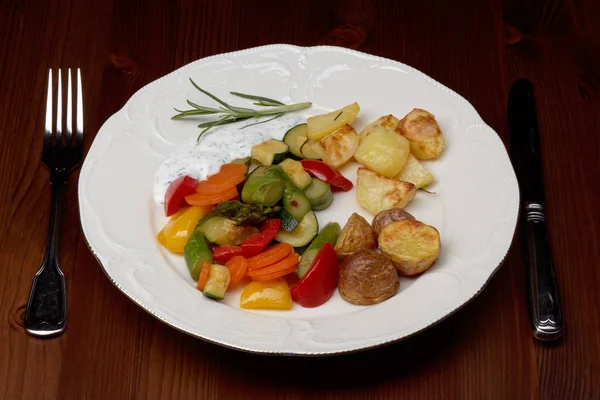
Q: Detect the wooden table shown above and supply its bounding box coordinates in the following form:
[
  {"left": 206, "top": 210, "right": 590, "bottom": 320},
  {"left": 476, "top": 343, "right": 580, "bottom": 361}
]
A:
[{"left": 1, "top": 0, "right": 599, "bottom": 398}]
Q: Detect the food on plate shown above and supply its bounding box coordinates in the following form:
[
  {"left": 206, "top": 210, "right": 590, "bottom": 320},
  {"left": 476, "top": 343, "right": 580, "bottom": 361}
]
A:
[
  {"left": 334, "top": 212, "right": 377, "bottom": 259},
  {"left": 338, "top": 249, "right": 399, "bottom": 305},
  {"left": 278, "top": 158, "right": 312, "bottom": 189},
  {"left": 297, "top": 222, "right": 341, "bottom": 278},
  {"left": 354, "top": 125, "right": 410, "bottom": 178},
  {"left": 251, "top": 139, "right": 290, "bottom": 166},
  {"left": 307, "top": 102, "right": 360, "bottom": 141},
  {"left": 356, "top": 167, "right": 417, "bottom": 215},
  {"left": 300, "top": 160, "right": 353, "bottom": 191},
  {"left": 158, "top": 96, "right": 446, "bottom": 310},
  {"left": 397, "top": 108, "right": 445, "bottom": 159},
  {"left": 396, "top": 154, "right": 434, "bottom": 189},
  {"left": 311, "top": 124, "right": 359, "bottom": 168},
  {"left": 359, "top": 114, "right": 401, "bottom": 138},
  {"left": 275, "top": 211, "right": 318, "bottom": 247},
  {"left": 240, "top": 279, "right": 293, "bottom": 310},
  {"left": 378, "top": 220, "right": 441, "bottom": 275},
  {"left": 290, "top": 242, "right": 339, "bottom": 308},
  {"left": 371, "top": 208, "right": 416, "bottom": 236}
]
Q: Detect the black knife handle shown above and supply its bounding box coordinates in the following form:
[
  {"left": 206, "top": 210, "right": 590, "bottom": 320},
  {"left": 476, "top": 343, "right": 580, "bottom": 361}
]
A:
[{"left": 524, "top": 202, "right": 563, "bottom": 341}]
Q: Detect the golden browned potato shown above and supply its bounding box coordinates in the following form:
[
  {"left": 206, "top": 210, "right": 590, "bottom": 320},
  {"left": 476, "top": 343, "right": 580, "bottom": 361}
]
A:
[
  {"left": 338, "top": 249, "right": 399, "bottom": 305},
  {"left": 334, "top": 213, "right": 377, "bottom": 259},
  {"left": 397, "top": 108, "right": 445, "bottom": 159},
  {"left": 356, "top": 167, "right": 417, "bottom": 215},
  {"left": 359, "top": 114, "right": 401, "bottom": 138},
  {"left": 372, "top": 208, "right": 416, "bottom": 236},
  {"left": 312, "top": 124, "right": 359, "bottom": 168},
  {"left": 378, "top": 220, "right": 441, "bottom": 275}
]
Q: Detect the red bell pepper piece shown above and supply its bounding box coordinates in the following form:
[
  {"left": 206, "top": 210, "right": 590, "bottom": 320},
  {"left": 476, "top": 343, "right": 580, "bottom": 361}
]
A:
[
  {"left": 241, "top": 219, "right": 281, "bottom": 258},
  {"left": 300, "top": 160, "right": 353, "bottom": 192},
  {"left": 164, "top": 175, "right": 198, "bottom": 216},
  {"left": 290, "top": 242, "right": 339, "bottom": 308},
  {"left": 212, "top": 245, "right": 243, "bottom": 264}
]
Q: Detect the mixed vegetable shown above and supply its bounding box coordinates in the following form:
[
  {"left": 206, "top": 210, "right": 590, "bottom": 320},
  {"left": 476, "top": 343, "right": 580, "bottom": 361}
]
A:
[{"left": 159, "top": 101, "right": 445, "bottom": 310}]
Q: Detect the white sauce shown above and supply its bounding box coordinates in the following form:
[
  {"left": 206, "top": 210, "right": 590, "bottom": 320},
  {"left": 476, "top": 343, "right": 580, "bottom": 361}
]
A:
[{"left": 153, "top": 114, "right": 306, "bottom": 204}]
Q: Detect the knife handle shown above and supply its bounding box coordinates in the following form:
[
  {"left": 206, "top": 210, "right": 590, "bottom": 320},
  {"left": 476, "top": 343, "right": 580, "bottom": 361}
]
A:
[{"left": 524, "top": 203, "right": 563, "bottom": 341}]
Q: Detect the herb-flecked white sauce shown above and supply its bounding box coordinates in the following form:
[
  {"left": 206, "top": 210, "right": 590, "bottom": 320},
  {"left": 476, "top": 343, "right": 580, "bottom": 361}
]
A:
[{"left": 153, "top": 114, "right": 306, "bottom": 203}]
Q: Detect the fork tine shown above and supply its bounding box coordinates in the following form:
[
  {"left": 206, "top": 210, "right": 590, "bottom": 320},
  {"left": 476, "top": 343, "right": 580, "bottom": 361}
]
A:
[
  {"left": 56, "top": 69, "right": 63, "bottom": 145},
  {"left": 76, "top": 68, "right": 83, "bottom": 150},
  {"left": 66, "top": 68, "right": 73, "bottom": 146},
  {"left": 44, "top": 69, "right": 53, "bottom": 148}
]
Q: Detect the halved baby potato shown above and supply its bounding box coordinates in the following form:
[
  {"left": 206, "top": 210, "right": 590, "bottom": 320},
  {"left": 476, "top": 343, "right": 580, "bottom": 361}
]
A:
[
  {"left": 397, "top": 108, "right": 445, "bottom": 159},
  {"left": 356, "top": 167, "right": 416, "bottom": 215},
  {"left": 378, "top": 220, "right": 441, "bottom": 276}
]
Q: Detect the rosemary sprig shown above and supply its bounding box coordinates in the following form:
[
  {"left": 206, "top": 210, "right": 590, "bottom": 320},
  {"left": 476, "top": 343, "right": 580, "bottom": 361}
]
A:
[{"left": 172, "top": 78, "right": 312, "bottom": 139}]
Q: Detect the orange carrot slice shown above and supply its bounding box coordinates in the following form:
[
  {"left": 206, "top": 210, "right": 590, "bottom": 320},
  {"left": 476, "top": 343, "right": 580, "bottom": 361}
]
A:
[
  {"left": 246, "top": 252, "right": 299, "bottom": 278},
  {"left": 195, "top": 174, "right": 246, "bottom": 196},
  {"left": 196, "top": 262, "right": 211, "bottom": 291},
  {"left": 185, "top": 187, "right": 238, "bottom": 206},
  {"left": 251, "top": 266, "right": 297, "bottom": 282},
  {"left": 247, "top": 243, "right": 293, "bottom": 270},
  {"left": 226, "top": 256, "right": 248, "bottom": 289}
]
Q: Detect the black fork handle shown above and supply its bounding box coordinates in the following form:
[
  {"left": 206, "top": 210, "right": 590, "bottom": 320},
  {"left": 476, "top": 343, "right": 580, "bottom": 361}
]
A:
[{"left": 24, "top": 179, "right": 67, "bottom": 337}]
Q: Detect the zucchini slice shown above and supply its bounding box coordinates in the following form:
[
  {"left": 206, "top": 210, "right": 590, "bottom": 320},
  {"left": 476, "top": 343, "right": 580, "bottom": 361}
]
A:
[
  {"left": 275, "top": 211, "right": 318, "bottom": 247},
  {"left": 283, "top": 123, "right": 308, "bottom": 158},
  {"left": 198, "top": 216, "right": 259, "bottom": 246},
  {"left": 304, "top": 178, "right": 333, "bottom": 211},
  {"left": 282, "top": 188, "right": 312, "bottom": 222},
  {"left": 203, "top": 264, "right": 231, "bottom": 300},
  {"left": 251, "top": 139, "right": 289, "bottom": 166},
  {"left": 280, "top": 208, "right": 299, "bottom": 232},
  {"left": 300, "top": 139, "right": 321, "bottom": 160}
]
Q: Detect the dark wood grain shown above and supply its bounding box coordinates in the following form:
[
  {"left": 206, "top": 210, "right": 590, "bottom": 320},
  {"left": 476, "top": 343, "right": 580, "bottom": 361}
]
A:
[{"left": 1, "top": 0, "right": 599, "bottom": 399}]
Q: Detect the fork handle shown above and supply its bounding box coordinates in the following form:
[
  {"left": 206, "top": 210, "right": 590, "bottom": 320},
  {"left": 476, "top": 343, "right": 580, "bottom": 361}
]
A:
[{"left": 24, "top": 182, "right": 67, "bottom": 337}]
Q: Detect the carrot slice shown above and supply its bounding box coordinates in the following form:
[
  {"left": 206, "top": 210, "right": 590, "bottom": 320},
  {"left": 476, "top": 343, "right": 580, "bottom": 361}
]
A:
[
  {"left": 246, "top": 252, "right": 299, "bottom": 278},
  {"left": 251, "top": 266, "right": 297, "bottom": 282},
  {"left": 196, "top": 262, "right": 211, "bottom": 291},
  {"left": 185, "top": 187, "right": 238, "bottom": 206},
  {"left": 226, "top": 256, "right": 248, "bottom": 288},
  {"left": 214, "top": 163, "right": 247, "bottom": 177},
  {"left": 247, "top": 243, "right": 293, "bottom": 270},
  {"left": 195, "top": 174, "right": 246, "bottom": 196}
]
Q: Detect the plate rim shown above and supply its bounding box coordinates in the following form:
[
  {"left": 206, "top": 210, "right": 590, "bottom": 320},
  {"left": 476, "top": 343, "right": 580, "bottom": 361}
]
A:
[{"left": 78, "top": 43, "right": 520, "bottom": 356}]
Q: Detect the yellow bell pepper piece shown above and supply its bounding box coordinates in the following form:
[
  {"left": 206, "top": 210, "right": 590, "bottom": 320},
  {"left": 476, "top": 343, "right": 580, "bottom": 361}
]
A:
[
  {"left": 156, "top": 205, "right": 212, "bottom": 254},
  {"left": 240, "top": 279, "right": 293, "bottom": 310}
]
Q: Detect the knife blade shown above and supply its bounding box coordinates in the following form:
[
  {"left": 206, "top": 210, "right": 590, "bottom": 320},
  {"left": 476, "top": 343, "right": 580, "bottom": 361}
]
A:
[{"left": 508, "top": 78, "right": 563, "bottom": 341}]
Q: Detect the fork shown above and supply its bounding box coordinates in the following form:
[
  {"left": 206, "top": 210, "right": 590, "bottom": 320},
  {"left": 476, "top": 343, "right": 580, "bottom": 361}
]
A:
[{"left": 24, "top": 68, "right": 83, "bottom": 337}]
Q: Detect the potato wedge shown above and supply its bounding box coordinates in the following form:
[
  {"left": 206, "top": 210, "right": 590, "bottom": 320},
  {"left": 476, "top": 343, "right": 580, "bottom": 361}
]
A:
[
  {"left": 307, "top": 102, "right": 360, "bottom": 141},
  {"left": 397, "top": 108, "right": 445, "bottom": 159},
  {"left": 396, "top": 154, "right": 434, "bottom": 188},
  {"left": 356, "top": 168, "right": 417, "bottom": 215},
  {"left": 312, "top": 124, "right": 359, "bottom": 168},
  {"left": 354, "top": 126, "right": 410, "bottom": 177},
  {"left": 334, "top": 212, "right": 377, "bottom": 259},
  {"left": 378, "top": 220, "right": 441, "bottom": 275},
  {"left": 339, "top": 249, "right": 399, "bottom": 305},
  {"left": 372, "top": 208, "right": 415, "bottom": 236},
  {"left": 359, "top": 114, "right": 401, "bottom": 138}
]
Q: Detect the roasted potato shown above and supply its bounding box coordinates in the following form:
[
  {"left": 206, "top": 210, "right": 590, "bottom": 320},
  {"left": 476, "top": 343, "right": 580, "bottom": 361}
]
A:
[
  {"left": 397, "top": 108, "right": 445, "bottom": 159},
  {"left": 312, "top": 124, "right": 359, "bottom": 168},
  {"left": 334, "top": 212, "right": 377, "bottom": 259},
  {"left": 338, "top": 249, "right": 399, "bottom": 305},
  {"left": 356, "top": 167, "right": 417, "bottom": 215},
  {"left": 359, "top": 114, "right": 401, "bottom": 138},
  {"left": 378, "top": 220, "right": 441, "bottom": 275},
  {"left": 354, "top": 126, "right": 410, "bottom": 178},
  {"left": 372, "top": 208, "right": 416, "bottom": 236},
  {"left": 307, "top": 102, "right": 360, "bottom": 141},
  {"left": 396, "top": 154, "right": 434, "bottom": 189}
]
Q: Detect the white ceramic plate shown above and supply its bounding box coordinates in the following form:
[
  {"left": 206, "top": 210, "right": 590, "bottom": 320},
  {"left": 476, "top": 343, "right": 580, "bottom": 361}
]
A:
[{"left": 79, "top": 44, "right": 519, "bottom": 356}]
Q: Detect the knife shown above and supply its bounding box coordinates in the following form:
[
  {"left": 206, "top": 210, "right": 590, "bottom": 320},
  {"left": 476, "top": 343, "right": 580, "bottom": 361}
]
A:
[{"left": 507, "top": 78, "right": 563, "bottom": 341}]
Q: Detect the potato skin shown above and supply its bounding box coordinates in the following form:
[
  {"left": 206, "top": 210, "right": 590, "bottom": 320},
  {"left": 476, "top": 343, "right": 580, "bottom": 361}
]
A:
[
  {"left": 378, "top": 220, "right": 441, "bottom": 276},
  {"left": 338, "top": 249, "right": 399, "bottom": 305},
  {"left": 334, "top": 213, "right": 377, "bottom": 259},
  {"left": 372, "top": 208, "right": 416, "bottom": 236}
]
